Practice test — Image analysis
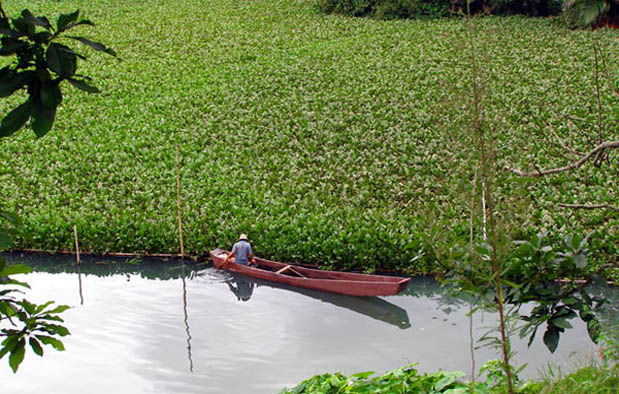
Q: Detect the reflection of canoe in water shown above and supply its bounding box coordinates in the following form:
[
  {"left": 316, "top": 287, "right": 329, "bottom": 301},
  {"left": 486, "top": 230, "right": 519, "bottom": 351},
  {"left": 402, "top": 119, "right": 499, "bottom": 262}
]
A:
[
  {"left": 210, "top": 248, "right": 410, "bottom": 297},
  {"left": 226, "top": 272, "right": 411, "bottom": 329}
]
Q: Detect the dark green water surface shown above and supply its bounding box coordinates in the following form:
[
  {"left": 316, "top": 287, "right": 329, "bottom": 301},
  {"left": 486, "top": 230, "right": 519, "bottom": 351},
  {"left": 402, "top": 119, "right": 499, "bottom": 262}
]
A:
[{"left": 1, "top": 252, "right": 615, "bottom": 393}]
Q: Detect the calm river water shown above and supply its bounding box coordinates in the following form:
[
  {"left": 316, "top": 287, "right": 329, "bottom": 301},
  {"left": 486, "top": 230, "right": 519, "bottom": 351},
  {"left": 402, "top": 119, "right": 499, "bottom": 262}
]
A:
[{"left": 1, "top": 252, "right": 614, "bottom": 393}]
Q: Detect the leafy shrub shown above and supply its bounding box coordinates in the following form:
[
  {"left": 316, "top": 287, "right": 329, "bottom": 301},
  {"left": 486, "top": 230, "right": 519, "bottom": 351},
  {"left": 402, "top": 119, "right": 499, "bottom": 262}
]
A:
[
  {"left": 317, "top": 0, "right": 453, "bottom": 19},
  {"left": 486, "top": 0, "right": 565, "bottom": 16},
  {"left": 278, "top": 364, "right": 472, "bottom": 393},
  {"left": 318, "top": 0, "right": 565, "bottom": 19},
  {"left": 564, "top": 0, "right": 619, "bottom": 28}
]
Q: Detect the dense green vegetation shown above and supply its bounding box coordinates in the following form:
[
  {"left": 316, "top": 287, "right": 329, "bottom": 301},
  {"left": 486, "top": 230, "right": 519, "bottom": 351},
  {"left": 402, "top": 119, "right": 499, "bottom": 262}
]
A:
[
  {"left": 317, "top": 0, "right": 564, "bottom": 20},
  {"left": 0, "top": 0, "right": 617, "bottom": 274},
  {"left": 279, "top": 359, "right": 618, "bottom": 393}
]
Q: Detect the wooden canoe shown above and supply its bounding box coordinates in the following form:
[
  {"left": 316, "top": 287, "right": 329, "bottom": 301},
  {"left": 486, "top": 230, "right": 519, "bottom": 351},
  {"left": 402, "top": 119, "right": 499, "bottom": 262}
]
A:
[{"left": 210, "top": 248, "right": 410, "bottom": 296}]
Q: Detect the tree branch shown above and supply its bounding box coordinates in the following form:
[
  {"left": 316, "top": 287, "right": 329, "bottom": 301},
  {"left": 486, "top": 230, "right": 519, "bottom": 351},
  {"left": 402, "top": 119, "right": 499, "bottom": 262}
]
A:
[
  {"left": 558, "top": 203, "right": 619, "bottom": 212},
  {"left": 540, "top": 118, "right": 584, "bottom": 158},
  {"left": 504, "top": 140, "right": 619, "bottom": 177}
]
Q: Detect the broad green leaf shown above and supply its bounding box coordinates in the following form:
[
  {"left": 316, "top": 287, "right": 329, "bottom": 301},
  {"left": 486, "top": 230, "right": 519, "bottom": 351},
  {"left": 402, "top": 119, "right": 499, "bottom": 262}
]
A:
[
  {"left": 62, "top": 20, "right": 96, "bottom": 32},
  {"left": 57, "top": 10, "right": 80, "bottom": 32},
  {"left": 66, "top": 36, "right": 117, "bottom": 57},
  {"left": 543, "top": 327, "right": 559, "bottom": 353},
  {"left": 0, "top": 38, "right": 28, "bottom": 56},
  {"left": 12, "top": 16, "right": 35, "bottom": 36},
  {"left": 526, "top": 328, "right": 537, "bottom": 347},
  {"left": 0, "top": 99, "right": 33, "bottom": 137},
  {"left": 5, "top": 278, "right": 31, "bottom": 288},
  {"left": 434, "top": 375, "right": 457, "bottom": 391},
  {"left": 40, "top": 81, "right": 63, "bottom": 108},
  {"left": 31, "top": 99, "right": 57, "bottom": 138},
  {"left": 20, "top": 299, "right": 36, "bottom": 314},
  {"left": 1, "top": 264, "right": 32, "bottom": 276},
  {"left": 45, "top": 305, "right": 71, "bottom": 315},
  {"left": 32, "top": 31, "right": 53, "bottom": 43},
  {"left": 562, "top": 296, "right": 580, "bottom": 306},
  {"left": 21, "top": 10, "right": 52, "bottom": 31},
  {"left": 550, "top": 318, "right": 573, "bottom": 330},
  {"left": 351, "top": 371, "right": 375, "bottom": 379},
  {"left": 29, "top": 337, "right": 43, "bottom": 357},
  {"left": 68, "top": 78, "right": 100, "bottom": 93},
  {"left": 46, "top": 43, "right": 77, "bottom": 78},
  {"left": 42, "top": 323, "right": 70, "bottom": 336},
  {"left": 34, "top": 301, "right": 55, "bottom": 315},
  {"left": 0, "top": 343, "right": 11, "bottom": 359},
  {"left": 0, "top": 70, "right": 34, "bottom": 98},
  {"left": 8, "top": 339, "right": 25, "bottom": 373},
  {"left": 35, "top": 335, "right": 65, "bottom": 351}
]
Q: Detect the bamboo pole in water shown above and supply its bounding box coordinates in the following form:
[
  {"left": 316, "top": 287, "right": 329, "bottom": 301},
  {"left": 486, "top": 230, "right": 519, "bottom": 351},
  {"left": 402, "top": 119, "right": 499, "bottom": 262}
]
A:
[
  {"left": 176, "top": 143, "right": 185, "bottom": 258},
  {"left": 73, "top": 225, "right": 80, "bottom": 265}
]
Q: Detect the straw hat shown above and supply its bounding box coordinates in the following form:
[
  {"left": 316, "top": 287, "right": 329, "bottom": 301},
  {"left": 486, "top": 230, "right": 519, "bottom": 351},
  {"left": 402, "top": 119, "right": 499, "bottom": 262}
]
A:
[{"left": 239, "top": 234, "right": 249, "bottom": 241}]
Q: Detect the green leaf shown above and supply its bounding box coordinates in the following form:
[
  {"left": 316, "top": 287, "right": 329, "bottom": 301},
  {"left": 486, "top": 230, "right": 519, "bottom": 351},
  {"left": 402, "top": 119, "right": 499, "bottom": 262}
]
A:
[
  {"left": 1, "top": 264, "right": 32, "bottom": 276},
  {"left": 551, "top": 318, "right": 573, "bottom": 330},
  {"left": 526, "top": 328, "right": 537, "bottom": 347},
  {"left": 40, "top": 81, "right": 63, "bottom": 108},
  {"left": 21, "top": 10, "right": 52, "bottom": 31},
  {"left": 0, "top": 343, "right": 11, "bottom": 360},
  {"left": 8, "top": 339, "right": 25, "bottom": 373},
  {"left": 29, "top": 337, "right": 43, "bottom": 357},
  {"left": 62, "top": 20, "right": 96, "bottom": 32},
  {"left": 5, "top": 278, "right": 31, "bottom": 289},
  {"left": 351, "top": 371, "right": 375, "bottom": 379},
  {"left": 34, "top": 301, "right": 55, "bottom": 315},
  {"left": 31, "top": 98, "right": 57, "bottom": 138},
  {"left": 20, "top": 299, "right": 35, "bottom": 314},
  {"left": 68, "top": 78, "right": 100, "bottom": 93},
  {"left": 35, "top": 335, "right": 65, "bottom": 351},
  {"left": 543, "top": 327, "right": 559, "bottom": 353},
  {"left": 46, "top": 43, "right": 77, "bottom": 78},
  {"left": 57, "top": 10, "right": 80, "bottom": 32},
  {"left": 66, "top": 36, "right": 117, "bottom": 57},
  {"left": 0, "top": 99, "right": 33, "bottom": 137},
  {"left": 0, "top": 70, "right": 34, "bottom": 98},
  {"left": 32, "top": 31, "right": 53, "bottom": 43},
  {"left": 12, "top": 16, "right": 35, "bottom": 36},
  {"left": 42, "top": 323, "right": 70, "bottom": 336},
  {"left": 45, "top": 305, "right": 71, "bottom": 315},
  {"left": 0, "top": 38, "right": 28, "bottom": 56},
  {"left": 434, "top": 375, "right": 457, "bottom": 391}
]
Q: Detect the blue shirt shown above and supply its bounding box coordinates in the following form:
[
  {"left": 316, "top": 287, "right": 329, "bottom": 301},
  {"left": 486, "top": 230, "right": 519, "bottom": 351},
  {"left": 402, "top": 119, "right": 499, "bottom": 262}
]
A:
[{"left": 231, "top": 240, "right": 252, "bottom": 265}]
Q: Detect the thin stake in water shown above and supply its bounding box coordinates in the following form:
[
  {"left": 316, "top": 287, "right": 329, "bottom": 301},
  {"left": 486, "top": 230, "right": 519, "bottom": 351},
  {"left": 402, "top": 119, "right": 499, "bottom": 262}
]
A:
[{"left": 176, "top": 143, "right": 184, "bottom": 258}]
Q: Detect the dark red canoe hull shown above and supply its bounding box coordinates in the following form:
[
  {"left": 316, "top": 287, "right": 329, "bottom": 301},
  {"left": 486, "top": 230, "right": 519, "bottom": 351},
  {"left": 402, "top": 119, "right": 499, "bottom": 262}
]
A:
[{"left": 210, "top": 249, "right": 410, "bottom": 296}]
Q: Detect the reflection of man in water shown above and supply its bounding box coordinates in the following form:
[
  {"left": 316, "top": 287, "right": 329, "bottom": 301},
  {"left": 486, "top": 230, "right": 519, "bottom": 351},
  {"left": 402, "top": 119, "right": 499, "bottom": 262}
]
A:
[
  {"left": 226, "top": 279, "right": 255, "bottom": 302},
  {"left": 224, "top": 234, "right": 256, "bottom": 266}
]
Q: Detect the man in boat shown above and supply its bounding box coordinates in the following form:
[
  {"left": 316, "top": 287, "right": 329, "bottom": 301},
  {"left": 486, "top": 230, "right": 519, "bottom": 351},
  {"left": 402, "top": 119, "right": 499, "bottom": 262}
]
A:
[{"left": 224, "top": 234, "right": 257, "bottom": 267}]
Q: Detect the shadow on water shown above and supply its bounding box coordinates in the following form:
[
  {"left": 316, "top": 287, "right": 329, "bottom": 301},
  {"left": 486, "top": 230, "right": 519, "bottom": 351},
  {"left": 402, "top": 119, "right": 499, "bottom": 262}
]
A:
[
  {"left": 217, "top": 271, "right": 412, "bottom": 329},
  {"left": 181, "top": 264, "right": 194, "bottom": 373}
]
